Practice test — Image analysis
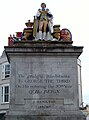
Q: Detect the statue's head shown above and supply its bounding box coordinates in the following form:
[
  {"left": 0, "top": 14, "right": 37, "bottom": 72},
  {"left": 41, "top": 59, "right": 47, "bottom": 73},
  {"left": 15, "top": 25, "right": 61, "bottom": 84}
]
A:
[{"left": 41, "top": 3, "right": 46, "bottom": 8}]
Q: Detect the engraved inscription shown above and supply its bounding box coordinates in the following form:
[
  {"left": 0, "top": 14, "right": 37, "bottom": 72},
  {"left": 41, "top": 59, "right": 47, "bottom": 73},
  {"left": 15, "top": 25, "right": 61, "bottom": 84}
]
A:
[
  {"left": 14, "top": 60, "right": 75, "bottom": 109},
  {"left": 15, "top": 74, "right": 72, "bottom": 98}
]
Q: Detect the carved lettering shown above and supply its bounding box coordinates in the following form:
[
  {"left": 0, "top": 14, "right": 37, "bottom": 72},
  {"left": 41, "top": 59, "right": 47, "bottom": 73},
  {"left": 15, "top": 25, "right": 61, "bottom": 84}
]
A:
[{"left": 16, "top": 74, "right": 72, "bottom": 98}]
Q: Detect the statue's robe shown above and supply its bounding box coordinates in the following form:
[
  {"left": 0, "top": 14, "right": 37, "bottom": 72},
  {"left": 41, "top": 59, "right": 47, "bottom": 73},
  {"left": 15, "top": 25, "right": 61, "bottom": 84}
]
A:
[{"left": 33, "top": 8, "right": 53, "bottom": 40}]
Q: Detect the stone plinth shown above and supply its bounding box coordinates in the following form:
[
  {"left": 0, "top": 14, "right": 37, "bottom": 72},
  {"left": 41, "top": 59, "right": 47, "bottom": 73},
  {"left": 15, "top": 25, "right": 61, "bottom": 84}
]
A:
[{"left": 5, "top": 41, "right": 86, "bottom": 120}]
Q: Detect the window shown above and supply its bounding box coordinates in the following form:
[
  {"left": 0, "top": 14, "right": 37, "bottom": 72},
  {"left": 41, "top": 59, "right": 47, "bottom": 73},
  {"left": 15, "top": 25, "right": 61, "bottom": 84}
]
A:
[
  {"left": 5, "top": 64, "right": 10, "bottom": 78},
  {"left": 1, "top": 62, "right": 10, "bottom": 79},
  {"left": 1, "top": 84, "right": 10, "bottom": 103}
]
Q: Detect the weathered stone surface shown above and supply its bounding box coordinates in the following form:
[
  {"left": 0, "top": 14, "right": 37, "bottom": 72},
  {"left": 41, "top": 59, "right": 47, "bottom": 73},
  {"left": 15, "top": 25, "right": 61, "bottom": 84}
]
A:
[
  {"left": 5, "top": 114, "right": 86, "bottom": 120},
  {"left": 5, "top": 42, "right": 86, "bottom": 120}
]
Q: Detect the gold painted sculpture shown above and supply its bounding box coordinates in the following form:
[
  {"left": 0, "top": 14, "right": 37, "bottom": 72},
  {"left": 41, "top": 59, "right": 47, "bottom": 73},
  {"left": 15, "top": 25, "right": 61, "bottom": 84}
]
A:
[
  {"left": 53, "top": 25, "right": 61, "bottom": 40},
  {"left": 22, "top": 20, "right": 34, "bottom": 41}
]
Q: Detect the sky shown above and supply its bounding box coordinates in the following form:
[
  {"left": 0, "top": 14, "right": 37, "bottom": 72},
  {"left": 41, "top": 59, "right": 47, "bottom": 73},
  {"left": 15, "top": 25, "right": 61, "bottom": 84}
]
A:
[{"left": 0, "top": 0, "right": 89, "bottom": 105}]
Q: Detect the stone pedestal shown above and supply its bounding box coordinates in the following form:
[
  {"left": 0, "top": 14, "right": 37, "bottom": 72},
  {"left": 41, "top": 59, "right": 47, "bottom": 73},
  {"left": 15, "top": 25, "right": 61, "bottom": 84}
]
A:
[{"left": 5, "top": 41, "right": 86, "bottom": 120}]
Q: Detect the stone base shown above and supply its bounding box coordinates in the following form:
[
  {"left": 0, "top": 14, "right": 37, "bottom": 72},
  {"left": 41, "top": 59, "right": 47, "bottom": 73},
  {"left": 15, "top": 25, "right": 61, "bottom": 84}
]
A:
[
  {"left": 5, "top": 42, "right": 85, "bottom": 120},
  {"left": 5, "top": 115, "right": 86, "bottom": 120},
  {"left": 5, "top": 113, "right": 86, "bottom": 120}
]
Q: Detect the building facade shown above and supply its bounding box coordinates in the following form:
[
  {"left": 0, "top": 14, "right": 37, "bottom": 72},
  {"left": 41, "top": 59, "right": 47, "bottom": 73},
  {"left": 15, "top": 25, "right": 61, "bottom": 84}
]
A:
[
  {"left": 77, "top": 59, "right": 83, "bottom": 107},
  {"left": 0, "top": 51, "right": 10, "bottom": 119}
]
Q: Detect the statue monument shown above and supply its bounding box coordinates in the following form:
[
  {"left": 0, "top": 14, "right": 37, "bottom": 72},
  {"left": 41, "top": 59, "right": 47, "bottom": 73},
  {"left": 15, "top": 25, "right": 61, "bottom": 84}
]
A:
[
  {"left": 33, "top": 3, "right": 53, "bottom": 41},
  {"left": 5, "top": 3, "right": 86, "bottom": 120}
]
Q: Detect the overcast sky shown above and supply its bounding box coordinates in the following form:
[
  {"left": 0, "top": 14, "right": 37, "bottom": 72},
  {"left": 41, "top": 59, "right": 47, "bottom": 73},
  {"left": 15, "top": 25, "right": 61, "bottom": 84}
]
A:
[{"left": 0, "top": 0, "right": 89, "bottom": 105}]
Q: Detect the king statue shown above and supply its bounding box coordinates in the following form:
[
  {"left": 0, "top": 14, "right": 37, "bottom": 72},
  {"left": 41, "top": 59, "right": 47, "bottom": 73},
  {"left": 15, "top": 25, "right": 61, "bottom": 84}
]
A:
[{"left": 33, "top": 3, "right": 53, "bottom": 41}]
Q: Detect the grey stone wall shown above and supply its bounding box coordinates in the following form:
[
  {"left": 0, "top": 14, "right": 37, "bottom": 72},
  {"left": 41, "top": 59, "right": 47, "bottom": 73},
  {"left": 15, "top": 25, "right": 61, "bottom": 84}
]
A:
[{"left": 5, "top": 42, "right": 86, "bottom": 120}]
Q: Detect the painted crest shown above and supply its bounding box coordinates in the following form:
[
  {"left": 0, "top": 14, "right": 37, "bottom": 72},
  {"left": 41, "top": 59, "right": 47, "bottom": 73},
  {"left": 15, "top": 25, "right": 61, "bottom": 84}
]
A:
[{"left": 60, "top": 29, "right": 72, "bottom": 41}]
